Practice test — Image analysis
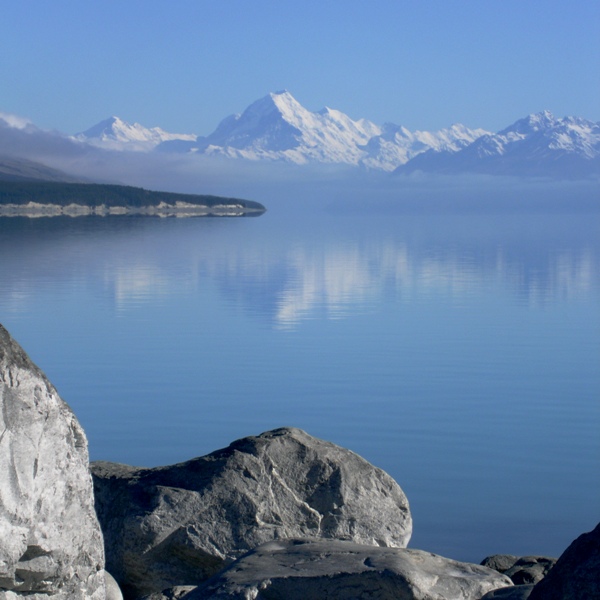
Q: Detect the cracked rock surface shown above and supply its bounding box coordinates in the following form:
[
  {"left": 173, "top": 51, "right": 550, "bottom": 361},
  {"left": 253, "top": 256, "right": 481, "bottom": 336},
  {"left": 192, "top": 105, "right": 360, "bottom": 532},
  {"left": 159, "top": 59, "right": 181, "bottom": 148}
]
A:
[
  {"left": 0, "top": 324, "right": 105, "bottom": 599},
  {"left": 91, "top": 427, "right": 412, "bottom": 599},
  {"left": 188, "top": 538, "right": 512, "bottom": 600}
]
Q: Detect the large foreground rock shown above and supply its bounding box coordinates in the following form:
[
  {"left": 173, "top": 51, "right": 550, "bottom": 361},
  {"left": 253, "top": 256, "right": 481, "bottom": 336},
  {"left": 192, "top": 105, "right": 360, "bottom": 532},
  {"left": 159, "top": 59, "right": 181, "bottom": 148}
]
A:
[
  {"left": 528, "top": 521, "right": 600, "bottom": 600},
  {"left": 187, "top": 538, "right": 512, "bottom": 599},
  {"left": 0, "top": 324, "right": 106, "bottom": 599},
  {"left": 91, "top": 427, "right": 412, "bottom": 598}
]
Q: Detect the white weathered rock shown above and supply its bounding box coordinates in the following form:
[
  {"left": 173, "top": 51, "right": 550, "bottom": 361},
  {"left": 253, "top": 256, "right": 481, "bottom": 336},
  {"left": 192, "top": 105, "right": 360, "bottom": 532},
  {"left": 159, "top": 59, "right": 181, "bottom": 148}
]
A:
[
  {"left": 91, "top": 427, "right": 412, "bottom": 598},
  {"left": 0, "top": 324, "right": 105, "bottom": 599},
  {"left": 189, "top": 538, "right": 512, "bottom": 599},
  {"left": 105, "top": 570, "right": 125, "bottom": 600}
]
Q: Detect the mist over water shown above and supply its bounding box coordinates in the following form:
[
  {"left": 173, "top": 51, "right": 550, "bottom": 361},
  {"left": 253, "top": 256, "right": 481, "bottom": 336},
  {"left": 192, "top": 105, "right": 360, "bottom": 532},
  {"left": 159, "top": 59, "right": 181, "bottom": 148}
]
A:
[{"left": 0, "top": 178, "right": 598, "bottom": 563}]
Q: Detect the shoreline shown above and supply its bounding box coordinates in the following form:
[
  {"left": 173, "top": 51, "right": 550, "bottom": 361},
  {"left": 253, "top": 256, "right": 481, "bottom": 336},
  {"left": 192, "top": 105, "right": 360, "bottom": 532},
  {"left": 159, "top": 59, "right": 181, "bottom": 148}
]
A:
[{"left": 0, "top": 200, "right": 266, "bottom": 218}]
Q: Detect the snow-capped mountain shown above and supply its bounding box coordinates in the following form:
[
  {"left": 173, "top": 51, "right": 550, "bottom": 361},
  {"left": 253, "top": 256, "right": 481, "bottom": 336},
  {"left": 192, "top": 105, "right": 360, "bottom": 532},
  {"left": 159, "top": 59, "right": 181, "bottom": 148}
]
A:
[
  {"left": 155, "top": 91, "right": 488, "bottom": 171},
  {"left": 2, "top": 96, "right": 598, "bottom": 179},
  {"left": 74, "top": 116, "right": 195, "bottom": 151},
  {"left": 359, "top": 122, "right": 488, "bottom": 170},
  {"left": 395, "top": 111, "right": 600, "bottom": 178},
  {"left": 157, "top": 90, "right": 383, "bottom": 165}
]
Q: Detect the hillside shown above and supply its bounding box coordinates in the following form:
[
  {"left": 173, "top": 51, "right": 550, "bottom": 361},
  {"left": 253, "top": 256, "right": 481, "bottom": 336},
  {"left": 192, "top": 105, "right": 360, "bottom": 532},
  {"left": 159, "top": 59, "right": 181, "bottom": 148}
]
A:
[{"left": 0, "top": 156, "right": 83, "bottom": 183}]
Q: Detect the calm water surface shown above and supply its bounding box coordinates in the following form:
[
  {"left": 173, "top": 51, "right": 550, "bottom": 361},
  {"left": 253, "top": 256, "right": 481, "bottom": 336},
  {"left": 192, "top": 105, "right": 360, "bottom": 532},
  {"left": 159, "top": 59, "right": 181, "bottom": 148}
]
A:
[{"left": 0, "top": 189, "right": 598, "bottom": 563}]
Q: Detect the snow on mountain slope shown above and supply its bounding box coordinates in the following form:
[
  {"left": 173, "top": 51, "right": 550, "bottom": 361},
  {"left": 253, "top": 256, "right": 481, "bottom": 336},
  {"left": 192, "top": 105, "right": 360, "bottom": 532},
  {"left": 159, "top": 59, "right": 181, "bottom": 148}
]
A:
[
  {"left": 74, "top": 116, "right": 195, "bottom": 151},
  {"left": 162, "top": 90, "right": 384, "bottom": 165},
  {"left": 360, "top": 122, "right": 489, "bottom": 171},
  {"left": 156, "top": 90, "right": 487, "bottom": 170},
  {"left": 395, "top": 111, "right": 600, "bottom": 178},
  {"left": 5, "top": 94, "right": 596, "bottom": 178}
]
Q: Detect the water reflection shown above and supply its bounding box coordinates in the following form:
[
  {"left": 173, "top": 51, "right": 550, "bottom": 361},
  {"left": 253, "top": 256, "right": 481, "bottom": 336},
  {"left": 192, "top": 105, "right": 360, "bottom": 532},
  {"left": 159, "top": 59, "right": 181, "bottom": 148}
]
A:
[
  {"left": 0, "top": 203, "right": 598, "bottom": 562},
  {"left": 0, "top": 210, "right": 598, "bottom": 328}
]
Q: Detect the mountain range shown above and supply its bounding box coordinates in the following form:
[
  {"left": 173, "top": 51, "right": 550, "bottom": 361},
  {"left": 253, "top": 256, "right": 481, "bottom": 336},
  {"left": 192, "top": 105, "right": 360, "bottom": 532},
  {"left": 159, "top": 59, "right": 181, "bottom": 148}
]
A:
[
  {"left": 2, "top": 92, "right": 599, "bottom": 179},
  {"left": 394, "top": 110, "right": 600, "bottom": 178},
  {"left": 76, "top": 91, "right": 490, "bottom": 172}
]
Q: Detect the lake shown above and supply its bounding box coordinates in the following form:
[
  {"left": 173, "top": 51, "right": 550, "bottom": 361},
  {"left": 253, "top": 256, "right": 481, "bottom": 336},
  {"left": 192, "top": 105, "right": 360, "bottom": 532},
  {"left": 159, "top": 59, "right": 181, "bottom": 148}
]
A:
[{"left": 0, "top": 180, "right": 598, "bottom": 564}]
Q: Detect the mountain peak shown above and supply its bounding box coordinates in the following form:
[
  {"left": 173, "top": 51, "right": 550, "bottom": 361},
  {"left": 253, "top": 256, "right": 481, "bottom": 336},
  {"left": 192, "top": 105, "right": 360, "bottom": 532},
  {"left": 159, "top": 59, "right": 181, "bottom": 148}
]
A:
[
  {"left": 75, "top": 116, "right": 195, "bottom": 151},
  {"left": 499, "top": 110, "right": 558, "bottom": 136},
  {"left": 396, "top": 110, "right": 599, "bottom": 178},
  {"left": 239, "top": 90, "right": 304, "bottom": 119},
  {"left": 526, "top": 109, "right": 556, "bottom": 127}
]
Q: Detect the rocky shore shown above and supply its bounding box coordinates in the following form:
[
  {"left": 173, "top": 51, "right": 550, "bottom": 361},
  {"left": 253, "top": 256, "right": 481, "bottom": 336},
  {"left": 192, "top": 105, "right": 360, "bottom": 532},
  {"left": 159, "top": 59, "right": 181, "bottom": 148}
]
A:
[
  {"left": 0, "top": 323, "right": 598, "bottom": 599},
  {"left": 0, "top": 201, "right": 263, "bottom": 218},
  {"left": 0, "top": 180, "right": 267, "bottom": 218}
]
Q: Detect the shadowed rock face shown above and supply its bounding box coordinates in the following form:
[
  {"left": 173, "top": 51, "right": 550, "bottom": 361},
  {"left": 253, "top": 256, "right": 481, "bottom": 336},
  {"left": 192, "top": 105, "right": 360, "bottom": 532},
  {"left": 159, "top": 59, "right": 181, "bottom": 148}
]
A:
[
  {"left": 528, "top": 522, "right": 600, "bottom": 600},
  {"left": 0, "top": 324, "right": 106, "bottom": 599},
  {"left": 187, "top": 538, "right": 512, "bottom": 600},
  {"left": 481, "top": 554, "right": 556, "bottom": 585},
  {"left": 480, "top": 584, "right": 535, "bottom": 600},
  {"left": 92, "top": 428, "right": 412, "bottom": 599}
]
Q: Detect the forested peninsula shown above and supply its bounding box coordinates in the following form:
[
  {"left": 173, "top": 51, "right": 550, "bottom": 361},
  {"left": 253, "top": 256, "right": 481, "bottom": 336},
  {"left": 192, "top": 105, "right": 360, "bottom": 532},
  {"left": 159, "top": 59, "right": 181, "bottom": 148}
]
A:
[{"left": 0, "top": 181, "right": 266, "bottom": 217}]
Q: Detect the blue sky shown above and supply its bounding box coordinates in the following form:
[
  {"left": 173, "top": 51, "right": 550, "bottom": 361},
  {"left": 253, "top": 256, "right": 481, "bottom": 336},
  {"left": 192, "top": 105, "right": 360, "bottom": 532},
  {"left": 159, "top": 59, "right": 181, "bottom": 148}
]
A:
[{"left": 2, "top": 1, "right": 599, "bottom": 135}]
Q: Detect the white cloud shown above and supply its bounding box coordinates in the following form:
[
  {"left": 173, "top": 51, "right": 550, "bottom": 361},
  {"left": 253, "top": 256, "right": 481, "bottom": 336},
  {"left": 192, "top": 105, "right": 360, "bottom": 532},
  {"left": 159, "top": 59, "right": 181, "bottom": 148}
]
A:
[{"left": 0, "top": 111, "right": 32, "bottom": 130}]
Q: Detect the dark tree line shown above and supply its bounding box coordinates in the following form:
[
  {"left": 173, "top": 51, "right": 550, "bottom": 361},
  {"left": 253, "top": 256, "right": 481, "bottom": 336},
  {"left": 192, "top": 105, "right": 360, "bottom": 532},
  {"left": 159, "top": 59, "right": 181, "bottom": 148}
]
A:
[{"left": 0, "top": 181, "right": 262, "bottom": 210}]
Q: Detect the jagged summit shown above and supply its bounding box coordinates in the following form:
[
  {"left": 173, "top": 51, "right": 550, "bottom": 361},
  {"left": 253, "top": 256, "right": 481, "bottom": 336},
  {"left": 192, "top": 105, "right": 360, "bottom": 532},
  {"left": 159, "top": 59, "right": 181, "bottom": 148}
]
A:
[
  {"left": 74, "top": 116, "right": 195, "bottom": 151},
  {"left": 78, "top": 116, "right": 132, "bottom": 140},
  {"left": 395, "top": 111, "right": 600, "bottom": 178},
  {"left": 498, "top": 110, "right": 556, "bottom": 136}
]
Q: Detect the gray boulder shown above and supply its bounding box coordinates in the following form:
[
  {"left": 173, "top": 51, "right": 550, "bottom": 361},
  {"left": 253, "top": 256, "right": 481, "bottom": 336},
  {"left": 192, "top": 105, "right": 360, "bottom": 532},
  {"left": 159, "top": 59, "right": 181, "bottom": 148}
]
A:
[
  {"left": 106, "top": 570, "right": 125, "bottom": 600},
  {"left": 480, "top": 555, "right": 520, "bottom": 573},
  {"left": 480, "top": 585, "right": 534, "bottom": 600},
  {"left": 0, "top": 324, "right": 105, "bottom": 599},
  {"left": 91, "top": 427, "right": 412, "bottom": 598},
  {"left": 139, "top": 587, "right": 197, "bottom": 600},
  {"left": 481, "top": 554, "right": 556, "bottom": 585},
  {"left": 187, "top": 538, "right": 512, "bottom": 599},
  {"left": 528, "top": 522, "right": 600, "bottom": 600}
]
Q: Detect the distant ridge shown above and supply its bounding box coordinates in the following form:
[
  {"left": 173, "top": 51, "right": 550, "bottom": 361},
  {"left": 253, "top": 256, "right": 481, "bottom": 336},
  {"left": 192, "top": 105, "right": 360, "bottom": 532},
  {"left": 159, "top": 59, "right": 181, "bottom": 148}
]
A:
[
  {"left": 394, "top": 111, "right": 600, "bottom": 179},
  {"left": 0, "top": 155, "right": 83, "bottom": 183},
  {"left": 75, "top": 116, "right": 195, "bottom": 151}
]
